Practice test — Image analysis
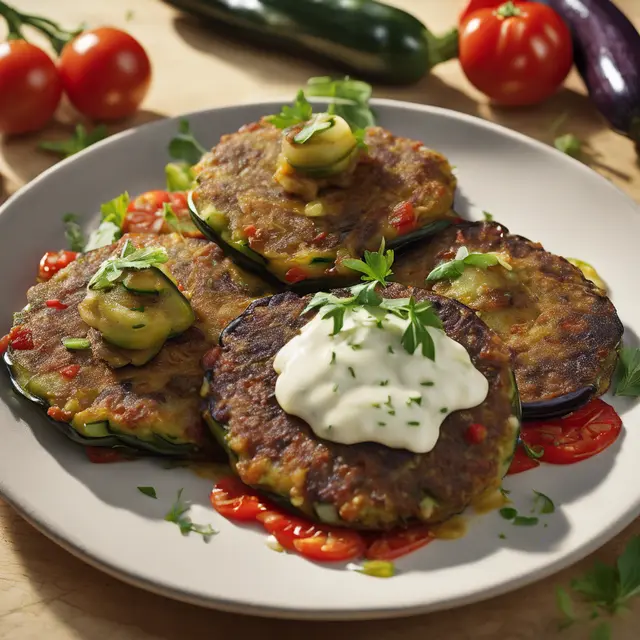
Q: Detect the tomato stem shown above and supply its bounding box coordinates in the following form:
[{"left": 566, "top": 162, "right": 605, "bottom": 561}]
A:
[{"left": 495, "top": 1, "right": 522, "bottom": 18}]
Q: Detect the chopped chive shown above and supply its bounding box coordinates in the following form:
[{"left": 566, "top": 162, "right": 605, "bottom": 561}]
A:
[
  {"left": 132, "top": 323, "right": 146, "bottom": 329},
  {"left": 130, "top": 306, "right": 145, "bottom": 312},
  {"left": 388, "top": 410, "right": 396, "bottom": 416},
  {"left": 372, "top": 402, "right": 381, "bottom": 408},
  {"left": 407, "top": 396, "right": 422, "bottom": 406},
  {"left": 387, "top": 345, "right": 394, "bottom": 354},
  {"left": 407, "top": 421, "right": 420, "bottom": 426},
  {"left": 513, "top": 516, "right": 539, "bottom": 526},
  {"left": 440, "top": 407, "right": 448, "bottom": 413},
  {"left": 330, "top": 351, "right": 336, "bottom": 365},
  {"left": 384, "top": 395, "right": 393, "bottom": 407},
  {"left": 326, "top": 425, "right": 333, "bottom": 431},
  {"left": 377, "top": 422, "right": 386, "bottom": 427},
  {"left": 500, "top": 507, "right": 517, "bottom": 520},
  {"left": 332, "top": 384, "right": 339, "bottom": 393},
  {"left": 61, "top": 337, "right": 91, "bottom": 350},
  {"left": 137, "top": 486, "right": 157, "bottom": 499},
  {"left": 348, "top": 366, "right": 356, "bottom": 378},
  {"left": 379, "top": 380, "right": 389, "bottom": 386},
  {"left": 376, "top": 319, "right": 384, "bottom": 329},
  {"left": 420, "top": 381, "right": 434, "bottom": 387},
  {"left": 350, "top": 344, "right": 362, "bottom": 350},
  {"left": 498, "top": 533, "right": 506, "bottom": 539}
]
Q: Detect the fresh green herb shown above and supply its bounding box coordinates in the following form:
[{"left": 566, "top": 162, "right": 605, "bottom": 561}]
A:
[
  {"left": 165, "top": 162, "right": 195, "bottom": 191},
  {"left": 483, "top": 211, "right": 494, "bottom": 221},
  {"left": 355, "top": 560, "right": 395, "bottom": 578},
  {"left": 388, "top": 410, "right": 396, "bottom": 416},
  {"left": 132, "top": 324, "right": 146, "bottom": 329},
  {"left": 426, "top": 246, "right": 502, "bottom": 282},
  {"left": 420, "top": 381, "right": 434, "bottom": 387},
  {"left": 168, "top": 119, "right": 208, "bottom": 165},
  {"left": 350, "top": 344, "right": 362, "bottom": 350},
  {"left": 498, "top": 533, "right": 506, "bottom": 540},
  {"left": 326, "top": 425, "right": 333, "bottom": 431},
  {"left": 500, "top": 507, "right": 517, "bottom": 520},
  {"left": 61, "top": 337, "right": 90, "bottom": 350},
  {"left": 499, "top": 487, "right": 511, "bottom": 497},
  {"left": 440, "top": 407, "right": 448, "bottom": 414},
  {"left": 164, "top": 489, "right": 217, "bottom": 541},
  {"left": 407, "top": 396, "right": 422, "bottom": 406},
  {"left": 333, "top": 384, "right": 339, "bottom": 393},
  {"left": 293, "top": 114, "right": 335, "bottom": 144},
  {"left": 63, "top": 213, "right": 85, "bottom": 252},
  {"left": 266, "top": 90, "right": 313, "bottom": 129},
  {"left": 88, "top": 241, "right": 169, "bottom": 291},
  {"left": 556, "top": 587, "right": 576, "bottom": 629},
  {"left": 40, "top": 124, "right": 108, "bottom": 158},
  {"left": 407, "top": 421, "right": 420, "bottom": 427},
  {"left": 522, "top": 439, "right": 544, "bottom": 460},
  {"left": 590, "top": 622, "right": 612, "bottom": 640},
  {"left": 130, "top": 306, "right": 145, "bottom": 312},
  {"left": 379, "top": 380, "right": 389, "bottom": 386},
  {"left": 397, "top": 297, "right": 442, "bottom": 359},
  {"left": 330, "top": 351, "right": 336, "bottom": 365},
  {"left": 371, "top": 402, "right": 381, "bottom": 409},
  {"left": 137, "top": 486, "right": 157, "bottom": 499},
  {"left": 162, "top": 202, "right": 183, "bottom": 237},
  {"left": 100, "top": 192, "right": 130, "bottom": 227},
  {"left": 613, "top": 347, "right": 640, "bottom": 397},
  {"left": 384, "top": 396, "right": 393, "bottom": 408},
  {"left": 513, "top": 516, "right": 539, "bottom": 526},
  {"left": 348, "top": 366, "right": 356, "bottom": 378},
  {"left": 305, "top": 76, "right": 375, "bottom": 130},
  {"left": 377, "top": 422, "right": 386, "bottom": 427},
  {"left": 533, "top": 490, "right": 555, "bottom": 514},
  {"left": 555, "top": 133, "right": 582, "bottom": 159},
  {"left": 84, "top": 192, "right": 131, "bottom": 252},
  {"left": 85, "top": 221, "right": 122, "bottom": 252},
  {"left": 353, "top": 128, "right": 368, "bottom": 150},
  {"left": 388, "top": 345, "right": 394, "bottom": 354}
]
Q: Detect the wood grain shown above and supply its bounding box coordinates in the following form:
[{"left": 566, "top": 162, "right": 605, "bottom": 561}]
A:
[{"left": 1, "top": 1, "right": 639, "bottom": 638}]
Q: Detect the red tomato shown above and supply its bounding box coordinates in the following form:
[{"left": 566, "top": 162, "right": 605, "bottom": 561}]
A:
[
  {"left": 520, "top": 399, "right": 622, "bottom": 464},
  {"left": 506, "top": 445, "right": 540, "bottom": 475},
  {"left": 59, "top": 365, "right": 81, "bottom": 380},
  {"left": 258, "top": 511, "right": 321, "bottom": 551},
  {"left": 389, "top": 201, "right": 416, "bottom": 235},
  {"left": 46, "top": 299, "right": 68, "bottom": 310},
  {"left": 285, "top": 267, "right": 308, "bottom": 284},
  {"left": 243, "top": 224, "right": 257, "bottom": 238},
  {"left": 459, "top": 1, "right": 573, "bottom": 106},
  {"left": 366, "top": 525, "right": 434, "bottom": 561},
  {"left": 123, "top": 190, "right": 201, "bottom": 237},
  {"left": 0, "top": 333, "right": 10, "bottom": 355},
  {"left": 0, "top": 40, "right": 62, "bottom": 135},
  {"left": 38, "top": 250, "right": 78, "bottom": 281},
  {"left": 59, "top": 27, "right": 151, "bottom": 120},
  {"left": 47, "top": 406, "right": 73, "bottom": 422},
  {"left": 85, "top": 447, "right": 127, "bottom": 464},
  {"left": 8, "top": 326, "right": 33, "bottom": 350},
  {"left": 210, "top": 476, "right": 269, "bottom": 522},
  {"left": 459, "top": 0, "right": 503, "bottom": 23}
]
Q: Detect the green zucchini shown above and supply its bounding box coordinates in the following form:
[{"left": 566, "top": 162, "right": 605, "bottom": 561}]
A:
[
  {"left": 162, "top": 0, "right": 458, "bottom": 85},
  {"left": 122, "top": 270, "right": 164, "bottom": 294}
]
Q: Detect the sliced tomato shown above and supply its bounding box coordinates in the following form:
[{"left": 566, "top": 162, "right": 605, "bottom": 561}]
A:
[
  {"left": 365, "top": 525, "right": 434, "bottom": 561},
  {"left": 258, "top": 511, "right": 321, "bottom": 551},
  {"left": 506, "top": 445, "right": 540, "bottom": 475},
  {"left": 293, "top": 531, "right": 366, "bottom": 563},
  {"left": 520, "top": 399, "right": 622, "bottom": 464},
  {"left": 38, "top": 250, "right": 78, "bottom": 281},
  {"left": 8, "top": 326, "right": 34, "bottom": 350},
  {"left": 85, "top": 447, "right": 128, "bottom": 464},
  {"left": 210, "top": 476, "right": 269, "bottom": 522},
  {"left": 389, "top": 201, "right": 416, "bottom": 235}
]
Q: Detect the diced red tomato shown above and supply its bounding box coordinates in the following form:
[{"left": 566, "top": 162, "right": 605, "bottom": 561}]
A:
[
  {"left": 465, "top": 423, "right": 487, "bottom": 444},
  {"left": 210, "top": 476, "right": 270, "bottom": 521},
  {"left": 85, "top": 447, "right": 127, "bottom": 464},
  {"left": 0, "top": 333, "right": 10, "bottom": 355},
  {"left": 389, "top": 201, "right": 416, "bottom": 235},
  {"left": 46, "top": 299, "right": 68, "bottom": 310},
  {"left": 59, "top": 365, "right": 81, "bottom": 380},
  {"left": 47, "top": 406, "right": 73, "bottom": 422},
  {"left": 506, "top": 445, "right": 540, "bottom": 475},
  {"left": 123, "top": 190, "right": 202, "bottom": 237},
  {"left": 285, "top": 267, "right": 308, "bottom": 284},
  {"left": 312, "top": 232, "right": 327, "bottom": 243},
  {"left": 8, "top": 326, "right": 33, "bottom": 350},
  {"left": 366, "top": 525, "right": 434, "bottom": 561},
  {"left": 243, "top": 224, "right": 257, "bottom": 238},
  {"left": 520, "top": 399, "right": 622, "bottom": 464},
  {"left": 293, "top": 531, "right": 366, "bottom": 563},
  {"left": 258, "top": 511, "right": 321, "bottom": 551},
  {"left": 38, "top": 250, "right": 78, "bottom": 281}
]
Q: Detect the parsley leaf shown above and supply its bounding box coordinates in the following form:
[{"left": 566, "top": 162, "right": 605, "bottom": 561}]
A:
[
  {"left": 137, "top": 486, "right": 157, "bottom": 499},
  {"left": 294, "top": 114, "right": 335, "bottom": 144},
  {"left": 483, "top": 211, "right": 494, "bottom": 221},
  {"left": 613, "top": 347, "right": 640, "bottom": 397},
  {"left": 556, "top": 587, "right": 576, "bottom": 628},
  {"left": 342, "top": 241, "right": 394, "bottom": 287},
  {"left": 571, "top": 562, "right": 621, "bottom": 613},
  {"left": 426, "top": 246, "right": 502, "bottom": 282},
  {"left": 85, "top": 221, "right": 122, "bottom": 252},
  {"left": 590, "top": 623, "right": 612, "bottom": 640},
  {"left": 168, "top": 119, "right": 208, "bottom": 165},
  {"left": 100, "top": 192, "right": 130, "bottom": 229},
  {"left": 617, "top": 535, "right": 640, "bottom": 601},
  {"left": 88, "top": 241, "right": 169, "bottom": 290},
  {"left": 63, "top": 213, "right": 85, "bottom": 252},
  {"left": 40, "top": 124, "right": 108, "bottom": 158},
  {"left": 266, "top": 90, "right": 313, "bottom": 129},
  {"left": 533, "top": 490, "right": 555, "bottom": 514},
  {"left": 164, "top": 489, "right": 217, "bottom": 542},
  {"left": 555, "top": 133, "right": 582, "bottom": 159}
]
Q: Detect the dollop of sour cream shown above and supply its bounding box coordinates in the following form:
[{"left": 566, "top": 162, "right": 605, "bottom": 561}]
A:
[{"left": 273, "top": 307, "right": 489, "bottom": 453}]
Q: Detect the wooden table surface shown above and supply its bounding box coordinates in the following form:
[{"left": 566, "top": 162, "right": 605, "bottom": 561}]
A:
[{"left": 1, "top": 1, "right": 639, "bottom": 638}]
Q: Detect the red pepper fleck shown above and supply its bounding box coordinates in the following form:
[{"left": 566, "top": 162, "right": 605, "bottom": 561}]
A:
[
  {"left": 46, "top": 299, "right": 68, "bottom": 310},
  {"left": 9, "top": 326, "right": 33, "bottom": 350},
  {"left": 389, "top": 201, "right": 416, "bottom": 235},
  {"left": 60, "top": 364, "right": 81, "bottom": 380},
  {"left": 47, "top": 406, "right": 73, "bottom": 422},
  {"left": 285, "top": 267, "right": 308, "bottom": 284},
  {"left": 244, "top": 224, "right": 257, "bottom": 237},
  {"left": 0, "top": 333, "right": 10, "bottom": 355},
  {"left": 178, "top": 283, "right": 185, "bottom": 291},
  {"left": 312, "top": 232, "right": 327, "bottom": 243},
  {"left": 465, "top": 423, "right": 487, "bottom": 444}
]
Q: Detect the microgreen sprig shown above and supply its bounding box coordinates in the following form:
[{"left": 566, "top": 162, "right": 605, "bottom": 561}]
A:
[
  {"left": 266, "top": 90, "right": 314, "bottom": 130},
  {"left": 426, "top": 246, "right": 511, "bottom": 283}
]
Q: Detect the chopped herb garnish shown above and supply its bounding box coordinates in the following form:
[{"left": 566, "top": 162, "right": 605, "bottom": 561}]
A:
[
  {"left": 499, "top": 487, "right": 511, "bottom": 498},
  {"left": 130, "top": 306, "right": 145, "bottom": 312},
  {"left": 350, "top": 343, "right": 362, "bottom": 350},
  {"left": 326, "top": 425, "right": 333, "bottom": 431},
  {"left": 266, "top": 89, "right": 313, "bottom": 129},
  {"left": 348, "top": 366, "right": 356, "bottom": 378},
  {"left": 556, "top": 587, "right": 576, "bottom": 629},
  {"left": 555, "top": 133, "right": 582, "bottom": 159},
  {"left": 40, "top": 124, "right": 108, "bottom": 158},
  {"left": 483, "top": 211, "right": 494, "bottom": 221},
  {"left": 62, "top": 337, "right": 90, "bottom": 350},
  {"left": 88, "top": 241, "right": 169, "bottom": 291},
  {"left": 62, "top": 213, "right": 86, "bottom": 252},
  {"left": 371, "top": 402, "right": 381, "bottom": 408},
  {"left": 168, "top": 119, "right": 208, "bottom": 165},
  {"left": 330, "top": 351, "right": 336, "bottom": 364},
  {"left": 500, "top": 507, "right": 517, "bottom": 520},
  {"left": 162, "top": 202, "right": 183, "bottom": 237},
  {"left": 379, "top": 380, "right": 389, "bottom": 386},
  {"left": 420, "top": 380, "right": 434, "bottom": 387},
  {"left": 533, "top": 490, "right": 555, "bottom": 514},
  {"left": 513, "top": 515, "right": 539, "bottom": 526},
  {"left": 440, "top": 407, "right": 448, "bottom": 414},
  {"left": 132, "top": 323, "right": 146, "bottom": 329},
  {"left": 407, "top": 421, "right": 420, "bottom": 427},
  {"left": 613, "top": 347, "right": 640, "bottom": 397},
  {"left": 377, "top": 422, "right": 386, "bottom": 427},
  {"left": 522, "top": 439, "right": 544, "bottom": 460},
  {"left": 426, "top": 246, "right": 505, "bottom": 282},
  {"left": 164, "top": 489, "right": 217, "bottom": 542},
  {"left": 388, "top": 410, "right": 396, "bottom": 416},
  {"left": 137, "top": 486, "right": 157, "bottom": 499},
  {"left": 376, "top": 319, "right": 384, "bottom": 329},
  {"left": 333, "top": 384, "right": 339, "bottom": 393},
  {"left": 293, "top": 114, "right": 335, "bottom": 144},
  {"left": 355, "top": 559, "right": 395, "bottom": 578},
  {"left": 84, "top": 192, "right": 131, "bottom": 252},
  {"left": 388, "top": 345, "right": 394, "bottom": 354},
  {"left": 407, "top": 396, "right": 422, "bottom": 406},
  {"left": 384, "top": 395, "right": 393, "bottom": 407}
]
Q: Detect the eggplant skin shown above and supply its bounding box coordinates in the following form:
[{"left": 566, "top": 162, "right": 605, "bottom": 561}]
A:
[
  {"left": 393, "top": 222, "right": 623, "bottom": 417},
  {"left": 203, "top": 285, "right": 520, "bottom": 530},
  {"left": 191, "top": 120, "right": 458, "bottom": 287},
  {"left": 6, "top": 233, "right": 273, "bottom": 457}
]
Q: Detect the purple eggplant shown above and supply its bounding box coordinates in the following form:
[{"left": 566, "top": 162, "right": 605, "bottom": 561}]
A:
[{"left": 540, "top": 0, "right": 640, "bottom": 144}]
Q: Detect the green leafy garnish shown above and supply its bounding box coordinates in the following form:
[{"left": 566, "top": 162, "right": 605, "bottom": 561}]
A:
[
  {"left": 500, "top": 507, "right": 517, "bottom": 520},
  {"left": 84, "top": 192, "right": 131, "bottom": 252},
  {"left": 513, "top": 515, "right": 539, "bottom": 526},
  {"left": 168, "top": 119, "right": 208, "bottom": 165},
  {"left": 85, "top": 221, "right": 121, "bottom": 252},
  {"left": 556, "top": 587, "right": 576, "bottom": 628},
  {"left": 40, "top": 124, "right": 108, "bottom": 158},
  {"left": 305, "top": 76, "right": 375, "bottom": 130},
  {"left": 61, "top": 337, "right": 90, "bottom": 350},
  {"left": 426, "top": 246, "right": 504, "bottom": 282},
  {"left": 613, "top": 347, "right": 640, "bottom": 397},
  {"left": 483, "top": 211, "right": 494, "bottom": 221},
  {"left": 590, "top": 623, "right": 612, "bottom": 640},
  {"left": 353, "top": 128, "right": 368, "bottom": 150},
  {"left": 63, "top": 213, "right": 85, "bottom": 252},
  {"left": 533, "top": 490, "right": 555, "bottom": 514},
  {"left": 342, "top": 243, "right": 394, "bottom": 287},
  {"left": 88, "top": 240, "right": 169, "bottom": 291},
  {"left": 137, "top": 486, "right": 157, "bottom": 499},
  {"left": 522, "top": 439, "right": 544, "bottom": 460},
  {"left": 266, "top": 90, "right": 313, "bottom": 129},
  {"left": 555, "top": 133, "right": 582, "bottom": 159},
  {"left": 293, "top": 114, "right": 335, "bottom": 144},
  {"left": 355, "top": 560, "right": 395, "bottom": 578},
  {"left": 164, "top": 489, "right": 217, "bottom": 541},
  {"left": 165, "top": 162, "right": 195, "bottom": 191},
  {"left": 162, "top": 202, "right": 183, "bottom": 237}
]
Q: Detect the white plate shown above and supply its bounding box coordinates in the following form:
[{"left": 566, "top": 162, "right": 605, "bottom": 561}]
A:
[{"left": 0, "top": 100, "right": 639, "bottom": 620}]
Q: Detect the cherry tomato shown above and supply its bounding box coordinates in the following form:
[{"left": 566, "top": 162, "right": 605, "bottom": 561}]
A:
[
  {"left": 59, "top": 365, "right": 81, "bottom": 380},
  {"left": 366, "top": 525, "right": 434, "bottom": 561},
  {"left": 85, "top": 447, "right": 127, "bottom": 464},
  {"left": 520, "top": 399, "right": 622, "bottom": 464},
  {"left": 38, "top": 250, "right": 78, "bottom": 281},
  {"left": 0, "top": 40, "right": 62, "bottom": 135},
  {"left": 59, "top": 27, "right": 151, "bottom": 120},
  {"left": 8, "top": 326, "right": 33, "bottom": 350},
  {"left": 285, "top": 267, "right": 308, "bottom": 284},
  {"left": 459, "top": 0, "right": 503, "bottom": 23},
  {"left": 459, "top": 1, "right": 573, "bottom": 106},
  {"left": 123, "top": 190, "right": 201, "bottom": 237},
  {"left": 506, "top": 445, "right": 540, "bottom": 475},
  {"left": 389, "top": 201, "right": 416, "bottom": 235},
  {"left": 210, "top": 476, "right": 269, "bottom": 522},
  {"left": 47, "top": 406, "right": 73, "bottom": 422}
]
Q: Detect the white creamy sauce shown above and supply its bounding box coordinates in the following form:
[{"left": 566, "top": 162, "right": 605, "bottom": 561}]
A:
[{"left": 273, "top": 307, "right": 489, "bottom": 453}]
